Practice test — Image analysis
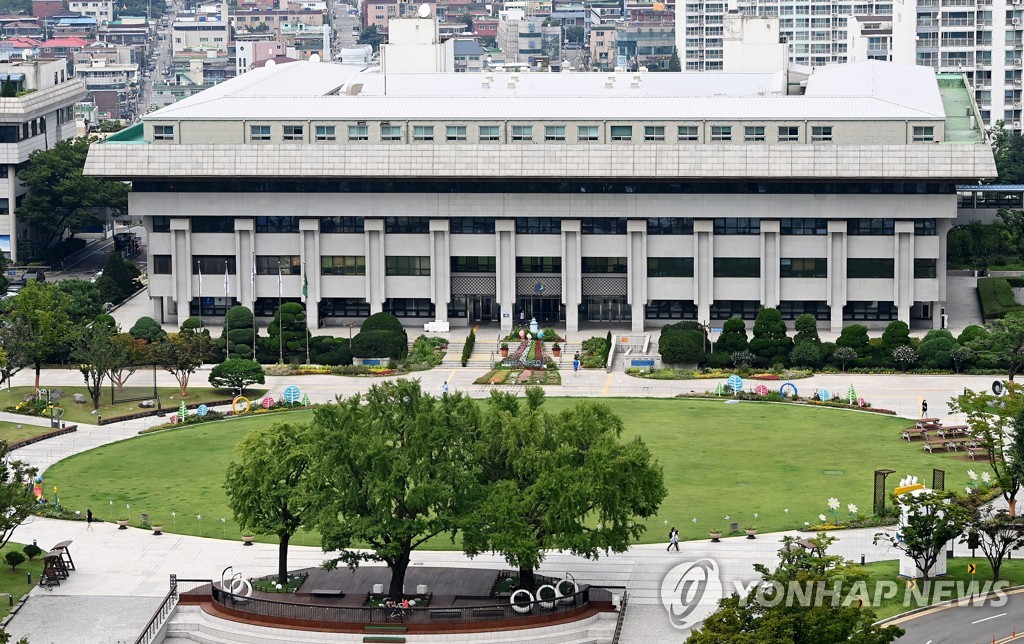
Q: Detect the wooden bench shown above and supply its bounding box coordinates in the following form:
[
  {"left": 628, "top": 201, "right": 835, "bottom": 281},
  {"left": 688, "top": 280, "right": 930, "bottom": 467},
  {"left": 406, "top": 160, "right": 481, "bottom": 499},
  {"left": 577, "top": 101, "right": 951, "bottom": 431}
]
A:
[
  {"left": 310, "top": 589, "right": 344, "bottom": 599},
  {"left": 902, "top": 427, "right": 932, "bottom": 441},
  {"left": 916, "top": 418, "right": 941, "bottom": 428},
  {"left": 428, "top": 608, "right": 461, "bottom": 620},
  {"left": 471, "top": 607, "right": 506, "bottom": 619}
]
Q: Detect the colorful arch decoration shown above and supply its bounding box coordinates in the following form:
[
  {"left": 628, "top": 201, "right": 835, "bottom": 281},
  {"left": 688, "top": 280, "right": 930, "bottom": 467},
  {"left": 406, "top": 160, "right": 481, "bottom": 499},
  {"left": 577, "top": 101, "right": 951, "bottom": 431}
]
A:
[
  {"left": 232, "top": 396, "right": 251, "bottom": 414},
  {"left": 779, "top": 382, "right": 798, "bottom": 398}
]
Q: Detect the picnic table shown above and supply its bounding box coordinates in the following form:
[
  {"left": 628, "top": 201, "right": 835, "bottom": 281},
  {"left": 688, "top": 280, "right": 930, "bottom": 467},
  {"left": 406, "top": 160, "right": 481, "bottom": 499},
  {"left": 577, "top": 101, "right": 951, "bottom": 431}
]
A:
[
  {"left": 934, "top": 424, "right": 970, "bottom": 438},
  {"left": 902, "top": 427, "right": 933, "bottom": 441},
  {"left": 923, "top": 437, "right": 980, "bottom": 453},
  {"left": 916, "top": 418, "right": 941, "bottom": 428}
]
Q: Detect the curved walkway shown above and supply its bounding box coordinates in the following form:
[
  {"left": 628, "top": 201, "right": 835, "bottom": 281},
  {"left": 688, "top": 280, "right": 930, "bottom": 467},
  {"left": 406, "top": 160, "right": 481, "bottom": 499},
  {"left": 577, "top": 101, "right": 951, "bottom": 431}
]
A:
[{"left": 0, "top": 367, "right": 1012, "bottom": 643}]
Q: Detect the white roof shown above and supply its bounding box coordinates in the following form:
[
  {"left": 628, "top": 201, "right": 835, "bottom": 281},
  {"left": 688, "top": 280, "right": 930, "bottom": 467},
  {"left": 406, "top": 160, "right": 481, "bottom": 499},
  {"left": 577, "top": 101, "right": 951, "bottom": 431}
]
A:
[{"left": 148, "top": 59, "right": 947, "bottom": 122}]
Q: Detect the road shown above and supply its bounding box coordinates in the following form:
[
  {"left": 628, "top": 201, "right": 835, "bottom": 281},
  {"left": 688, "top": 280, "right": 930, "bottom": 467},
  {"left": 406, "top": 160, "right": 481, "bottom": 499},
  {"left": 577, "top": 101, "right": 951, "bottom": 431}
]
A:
[
  {"left": 331, "top": 1, "right": 362, "bottom": 55},
  {"left": 893, "top": 587, "right": 1024, "bottom": 643}
]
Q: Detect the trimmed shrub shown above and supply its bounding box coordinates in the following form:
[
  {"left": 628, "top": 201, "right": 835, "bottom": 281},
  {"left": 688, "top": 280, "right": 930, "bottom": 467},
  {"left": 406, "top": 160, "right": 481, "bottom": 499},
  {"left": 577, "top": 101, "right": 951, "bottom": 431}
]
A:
[
  {"left": 129, "top": 316, "right": 166, "bottom": 343},
  {"left": 361, "top": 312, "right": 404, "bottom": 335},
  {"left": 180, "top": 316, "right": 205, "bottom": 333},
  {"left": 208, "top": 358, "right": 265, "bottom": 393},
  {"left": 22, "top": 544, "right": 41, "bottom": 561},
  {"left": 263, "top": 302, "right": 310, "bottom": 363},
  {"left": 219, "top": 305, "right": 257, "bottom": 359},
  {"left": 749, "top": 307, "right": 792, "bottom": 366},
  {"left": 581, "top": 336, "right": 611, "bottom": 368},
  {"left": 793, "top": 314, "right": 820, "bottom": 345},
  {"left": 461, "top": 329, "right": 475, "bottom": 367},
  {"left": 715, "top": 317, "right": 748, "bottom": 354},
  {"left": 836, "top": 324, "right": 870, "bottom": 356},
  {"left": 659, "top": 321, "right": 707, "bottom": 365},
  {"left": 5, "top": 551, "right": 24, "bottom": 571},
  {"left": 310, "top": 336, "right": 353, "bottom": 366},
  {"left": 978, "top": 277, "right": 1024, "bottom": 319},
  {"left": 351, "top": 329, "right": 407, "bottom": 360},
  {"left": 789, "top": 341, "right": 822, "bottom": 368},
  {"left": 918, "top": 329, "right": 956, "bottom": 370}
]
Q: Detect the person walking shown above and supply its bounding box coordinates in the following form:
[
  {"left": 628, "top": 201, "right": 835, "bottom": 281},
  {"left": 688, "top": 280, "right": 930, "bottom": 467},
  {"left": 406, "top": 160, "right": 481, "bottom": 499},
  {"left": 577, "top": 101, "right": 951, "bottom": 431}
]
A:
[
  {"left": 921, "top": 399, "right": 928, "bottom": 418},
  {"left": 441, "top": 381, "right": 449, "bottom": 395},
  {"left": 573, "top": 356, "right": 580, "bottom": 374},
  {"left": 667, "top": 526, "right": 679, "bottom": 552},
  {"left": 86, "top": 509, "right": 93, "bottom": 531}
]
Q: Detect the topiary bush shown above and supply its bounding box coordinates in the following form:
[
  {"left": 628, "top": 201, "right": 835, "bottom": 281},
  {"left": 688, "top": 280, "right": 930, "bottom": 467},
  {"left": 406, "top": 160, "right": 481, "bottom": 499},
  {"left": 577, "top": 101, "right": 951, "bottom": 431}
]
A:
[
  {"left": 5, "top": 551, "right": 25, "bottom": 571},
  {"left": 22, "top": 544, "right": 41, "bottom": 561},
  {"left": 461, "top": 329, "right": 475, "bottom": 366},
  {"left": 263, "top": 302, "right": 310, "bottom": 363},
  {"left": 361, "top": 312, "right": 405, "bottom": 335},
  {"left": 351, "top": 329, "right": 407, "bottom": 360},
  {"left": 749, "top": 307, "right": 792, "bottom": 366},
  {"left": 129, "top": 316, "right": 167, "bottom": 343},
  {"left": 310, "top": 336, "right": 353, "bottom": 366},
  {"left": 658, "top": 321, "right": 707, "bottom": 365},
  {"left": 219, "top": 305, "right": 258, "bottom": 359}
]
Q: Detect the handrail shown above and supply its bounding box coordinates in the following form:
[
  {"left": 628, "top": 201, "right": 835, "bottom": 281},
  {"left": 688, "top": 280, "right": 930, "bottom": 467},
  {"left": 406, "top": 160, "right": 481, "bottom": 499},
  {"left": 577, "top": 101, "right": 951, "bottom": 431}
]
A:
[
  {"left": 132, "top": 589, "right": 176, "bottom": 644},
  {"left": 611, "top": 589, "right": 629, "bottom": 644}
]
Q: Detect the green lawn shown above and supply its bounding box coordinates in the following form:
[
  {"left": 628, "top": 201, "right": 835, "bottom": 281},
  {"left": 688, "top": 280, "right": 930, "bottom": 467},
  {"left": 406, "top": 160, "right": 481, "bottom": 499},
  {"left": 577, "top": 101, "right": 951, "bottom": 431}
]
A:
[
  {"left": 42, "top": 398, "right": 975, "bottom": 547},
  {"left": 0, "top": 421, "right": 57, "bottom": 446},
  {"left": 0, "top": 386, "right": 264, "bottom": 425},
  {"left": 0, "top": 542, "right": 44, "bottom": 617},
  {"left": 863, "top": 557, "right": 1024, "bottom": 620}
]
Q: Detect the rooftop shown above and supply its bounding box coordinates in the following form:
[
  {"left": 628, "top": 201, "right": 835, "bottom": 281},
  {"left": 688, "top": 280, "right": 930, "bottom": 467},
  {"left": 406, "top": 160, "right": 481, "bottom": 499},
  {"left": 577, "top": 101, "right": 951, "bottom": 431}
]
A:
[{"left": 146, "top": 60, "right": 954, "bottom": 122}]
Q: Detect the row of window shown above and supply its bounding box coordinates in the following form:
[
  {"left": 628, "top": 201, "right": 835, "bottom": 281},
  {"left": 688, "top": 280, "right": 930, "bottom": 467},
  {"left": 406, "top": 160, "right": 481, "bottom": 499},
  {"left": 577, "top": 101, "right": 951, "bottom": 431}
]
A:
[
  {"left": 165, "top": 255, "right": 937, "bottom": 279},
  {"left": 645, "top": 300, "right": 897, "bottom": 321},
  {"left": 158, "top": 216, "right": 939, "bottom": 237},
  {"left": 153, "top": 122, "right": 940, "bottom": 145}
]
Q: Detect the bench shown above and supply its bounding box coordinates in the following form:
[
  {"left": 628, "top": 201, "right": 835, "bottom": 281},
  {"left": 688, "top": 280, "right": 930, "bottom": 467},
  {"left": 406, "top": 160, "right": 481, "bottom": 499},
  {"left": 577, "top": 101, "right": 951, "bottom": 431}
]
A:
[
  {"left": 471, "top": 607, "right": 506, "bottom": 619},
  {"left": 310, "top": 589, "right": 345, "bottom": 599},
  {"left": 429, "top": 608, "right": 461, "bottom": 620}
]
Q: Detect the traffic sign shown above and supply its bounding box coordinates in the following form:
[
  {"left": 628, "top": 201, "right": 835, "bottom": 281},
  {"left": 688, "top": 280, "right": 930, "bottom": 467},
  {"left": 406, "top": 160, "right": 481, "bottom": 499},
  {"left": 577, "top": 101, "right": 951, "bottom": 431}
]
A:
[
  {"left": 906, "top": 579, "right": 916, "bottom": 589},
  {"left": 968, "top": 563, "right": 977, "bottom": 575}
]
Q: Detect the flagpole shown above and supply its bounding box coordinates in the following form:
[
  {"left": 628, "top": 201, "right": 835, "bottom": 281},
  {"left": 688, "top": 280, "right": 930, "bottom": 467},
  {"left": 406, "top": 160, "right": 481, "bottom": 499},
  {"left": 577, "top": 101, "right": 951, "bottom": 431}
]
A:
[
  {"left": 224, "top": 260, "right": 230, "bottom": 361},
  {"left": 251, "top": 249, "right": 257, "bottom": 362},
  {"left": 303, "top": 261, "right": 310, "bottom": 366},
  {"left": 196, "top": 259, "right": 202, "bottom": 314},
  {"left": 278, "top": 259, "right": 283, "bottom": 365}
]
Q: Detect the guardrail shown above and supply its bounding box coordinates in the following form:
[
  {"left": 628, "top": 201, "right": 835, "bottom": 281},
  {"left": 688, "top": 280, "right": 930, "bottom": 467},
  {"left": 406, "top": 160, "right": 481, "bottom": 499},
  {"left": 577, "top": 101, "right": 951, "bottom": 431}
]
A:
[
  {"left": 132, "top": 577, "right": 212, "bottom": 644},
  {"left": 612, "top": 589, "right": 629, "bottom": 644}
]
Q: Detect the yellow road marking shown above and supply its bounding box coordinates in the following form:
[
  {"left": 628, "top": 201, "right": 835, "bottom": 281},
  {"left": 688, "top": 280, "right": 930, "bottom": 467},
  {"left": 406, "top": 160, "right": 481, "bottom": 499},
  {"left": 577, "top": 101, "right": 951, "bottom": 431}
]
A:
[{"left": 601, "top": 373, "right": 613, "bottom": 395}]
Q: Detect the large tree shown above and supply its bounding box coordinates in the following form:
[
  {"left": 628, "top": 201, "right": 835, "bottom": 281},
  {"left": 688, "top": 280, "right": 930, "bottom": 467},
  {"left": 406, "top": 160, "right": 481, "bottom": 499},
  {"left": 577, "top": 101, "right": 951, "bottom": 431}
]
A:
[
  {"left": 874, "top": 490, "right": 970, "bottom": 580},
  {"left": 749, "top": 307, "right": 793, "bottom": 366},
  {"left": 986, "top": 312, "right": 1024, "bottom": 381},
  {"left": 462, "top": 389, "right": 666, "bottom": 591},
  {"left": 71, "top": 318, "right": 119, "bottom": 409},
  {"left": 106, "top": 333, "right": 150, "bottom": 391},
  {"left": 16, "top": 137, "right": 129, "bottom": 255},
  {"left": 208, "top": 358, "right": 265, "bottom": 394},
  {"left": 951, "top": 385, "right": 1024, "bottom": 515},
  {"left": 689, "top": 533, "right": 904, "bottom": 644},
  {"left": 152, "top": 331, "right": 215, "bottom": 396},
  {"left": 0, "top": 443, "right": 37, "bottom": 552},
  {"left": 310, "top": 379, "right": 479, "bottom": 599},
  {"left": 52, "top": 279, "right": 103, "bottom": 323},
  {"left": 225, "top": 422, "right": 315, "bottom": 585},
  {"left": 960, "top": 498, "right": 1024, "bottom": 582},
  {"left": 5, "top": 281, "right": 78, "bottom": 388}
]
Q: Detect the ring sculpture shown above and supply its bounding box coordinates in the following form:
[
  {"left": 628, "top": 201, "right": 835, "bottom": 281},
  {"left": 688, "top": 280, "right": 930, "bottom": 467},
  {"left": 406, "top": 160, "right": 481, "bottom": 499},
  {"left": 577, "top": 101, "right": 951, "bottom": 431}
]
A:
[
  {"left": 536, "top": 584, "right": 557, "bottom": 610},
  {"left": 510, "top": 588, "right": 533, "bottom": 614},
  {"left": 779, "top": 382, "right": 798, "bottom": 398},
  {"left": 232, "top": 396, "right": 251, "bottom": 414},
  {"left": 556, "top": 579, "right": 577, "bottom": 605}
]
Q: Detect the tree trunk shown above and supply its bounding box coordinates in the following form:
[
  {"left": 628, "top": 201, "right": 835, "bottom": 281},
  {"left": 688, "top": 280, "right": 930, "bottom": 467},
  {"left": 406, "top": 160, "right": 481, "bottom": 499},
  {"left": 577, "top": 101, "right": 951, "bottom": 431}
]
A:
[
  {"left": 34, "top": 362, "right": 41, "bottom": 389},
  {"left": 388, "top": 548, "right": 411, "bottom": 600},
  {"left": 993, "top": 559, "right": 1002, "bottom": 582},
  {"left": 518, "top": 565, "right": 537, "bottom": 592},
  {"left": 277, "top": 532, "right": 290, "bottom": 586},
  {"left": 1010, "top": 498, "right": 1018, "bottom": 518}
]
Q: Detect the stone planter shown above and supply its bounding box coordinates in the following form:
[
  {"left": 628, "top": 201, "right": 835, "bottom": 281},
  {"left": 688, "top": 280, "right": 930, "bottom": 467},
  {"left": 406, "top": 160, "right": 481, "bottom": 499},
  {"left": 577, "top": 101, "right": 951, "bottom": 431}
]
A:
[
  {"left": 151, "top": 525, "right": 164, "bottom": 536},
  {"left": 552, "top": 347, "right": 561, "bottom": 358},
  {"left": 242, "top": 535, "right": 255, "bottom": 546},
  {"left": 709, "top": 531, "right": 722, "bottom": 543},
  {"left": 745, "top": 529, "right": 758, "bottom": 539},
  {"left": 116, "top": 520, "right": 129, "bottom": 530}
]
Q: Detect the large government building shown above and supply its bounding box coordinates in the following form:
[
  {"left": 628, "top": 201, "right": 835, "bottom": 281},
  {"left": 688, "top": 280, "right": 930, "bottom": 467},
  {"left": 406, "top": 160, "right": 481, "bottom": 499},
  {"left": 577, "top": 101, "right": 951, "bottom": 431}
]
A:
[{"left": 85, "top": 58, "right": 996, "bottom": 333}]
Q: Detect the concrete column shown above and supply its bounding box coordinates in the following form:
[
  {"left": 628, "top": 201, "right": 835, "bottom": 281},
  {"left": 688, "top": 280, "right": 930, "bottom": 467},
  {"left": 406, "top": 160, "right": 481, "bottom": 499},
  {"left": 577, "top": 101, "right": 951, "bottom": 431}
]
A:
[
  {"left": 626, "top": 219, "right": 647, "bottom": 333},
  {"left": 364, "top": 218, "right": 384, "bottom": 315},
  {"left": 6, "top": 169, "right": 16, "bottom": 263},
  {"left": 495, "top": 219, "right": 516, "bottom": 332},
  {"left": 936, "top": 218, "right": 953, "bottom": 329},
  {"left": 760, "top": 219, "right": 780, "bottom": 308},
  {"left": 428, "top": 219, "right": 450, "bottom": 323},
  {"left": 300, "top": 218, "right": 319, "bottom": 332},
  {"left": 235, "top": 218, "right": 256, "bottom": 310},
  {"left": 894, "top": 220, "right": 914, "bottom": 326},
  {"left": 170, "top": 217, "right": 191, "bottom": 325},
  {"left": 561, "top": 220, "right": 582, "bottom": 333},
  {"left": 826, "top": 220, "right": 847, "bottom": 333},
  {"left": 694, "top": 219, "right": 713, "bottom": 323}
]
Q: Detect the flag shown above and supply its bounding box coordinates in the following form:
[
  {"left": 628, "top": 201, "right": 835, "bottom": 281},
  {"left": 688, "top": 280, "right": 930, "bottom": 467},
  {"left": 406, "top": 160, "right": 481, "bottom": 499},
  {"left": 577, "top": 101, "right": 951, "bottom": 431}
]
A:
[
  {"left": 250, "top": 250, "right": 256, "bottom": 294},
  {"left": 278, "top": 263, "right": 283, "bottom": 298},
  {"left": 197, "top": 261, "right": 202, "bottom": 296},
  {"left": 301, "top": 263, "right": 308, "bottom": 301},
  {"left": 224, "top": 263, "right": 230, "bottom": 298}
]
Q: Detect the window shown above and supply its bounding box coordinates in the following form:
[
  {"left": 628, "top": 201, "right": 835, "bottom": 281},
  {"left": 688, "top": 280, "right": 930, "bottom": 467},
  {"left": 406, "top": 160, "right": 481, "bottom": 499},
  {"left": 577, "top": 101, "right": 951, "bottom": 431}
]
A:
[
  {"left": 479, "top": 125, "right": 500, "bottom": 141},
  {"left": 644, "top": 125, "right": 665, "bottom": 141},
  {"left": 385, "top": 217, "right": 430, "bottom": 234},
  {"left": 778, "top": 301, "right": 829, "bottom": 320},
  {"left": 647, "top": 257, "right": 694, "bottom": 277},
  {"left": 912, "top": 126, "right": 935, "bottom": 142},
  {"left": 914, "top": 258, "right": 937, "bottom": 278},
  {"left": 320, "top": 217, "right": 364, "bottom": 233},
  {"left": 645, "top": 300, "right": 698, "bottom": 319},
  {"left": 191, "top": 217, "right": 234, "bottom": 233},
  {"left": 446, "top": 125, "right": 467, "bottom": 141},
  {"left": 318, "top": 297, "right": 370, "bottom": 318},
  {"left": 192, "top": 255, "right": 236, "bottom": 274},
  {"left": 848, "top": 218, "right": 894, "bottom": 235},
  {"left": 545, "top": 125, "right": 565, "bottom": 141},
  {"left": 847, "top": 258, "right": 894, "bottom": 278},
  {"left": 152, "top": 255, "right": 172, "bottom": 274},
  {"left": 412, "top": 125, "right": 434, "bottom": 141},
  {"left": 744, "top": 126, "right": 766, "bottom": 142},
  {"left": 255, "top": 216, "right": 299, "bottom": 233},
  {"left": 153, "top": 124, "right": 174, "bottom": 141},
  {"left": 781, "top": 218, "right": 827, "bottom": 235},
  {"left": 250, "top": 125, "right": 271, "bottom": 141},
  {"left": 348, "top": 125, "right": 369, "bottom": 141},
  {"left": 647, "top": 217, "right": 694, "bottom": 235},
  {"left": 384, "top": 298, "right": 434, "bottom": 317},
  {"left": 516, "top": 218, "right": 561, "bottom": 234},
  {"left": 710, "top": 299, "right": 760, "bottom": 319},
  {"left": 190, "top": 297, "right": 238, "bottom": 317},
  {"left": 714, "top": 218, "right": 760, "bottom": 234},
  {"left": 449, "top": 217, "right": 495, "bottom": 234},
  {"left": 711, "top": 125, "right": 732, "bottom": 141},
  {"left": 578, "top": 125, "right": 599, "bottom": 141},
  {"left": 152, "top": 216, "right": 170, "bottom": 233},
  {"left": 780, "top": 257, "right": 827, "bottom": 278},
  {"left": 582, "top": 257, "right": 627, "bottom": 273},
  {"left": 255, "top": 255, "right": 300, "bottom": 275},
  {"left": 315, "top": 125, "right": 336, "bottom": 141},
  {"left": 516, "top": 256, "right": 561, "bottom": 273},
  {"left": 511, "top": 125, "right": 533, "bottom": 141},
  {"left": 677, "top": 125, "right": 699, "bottom": 141},
  {"left": 283, "top": 125, "right": 304, "bottom": 141},
  {"left": 843, "top": 300, "right": 896, "bottom": 321},
  {"left": 450, "top": 256, "right": 496, "bottom": 272},
  {"left": 385, "top": 256, "right": 430, "bottom": 276},
  {"left": 713, "top": 257, "right": 760, "bottom": 278},
  {"left": 915, "top": 219, "right": 936, "bottom": 236},
  {"left": 778, "top": 126, "right": 799, "bottom": 142},
  {"left": 321, "top": 255, "right": 366, "bottom": 275},
  {"left": 610, "top": 125, "right": 632, "bottom": 141},
  {"left": 581, "top": 218, "right": 626, "bottom": 234},
  {"left": 811, "top": 125, "right": 833, "bottom": 142},
  {"left": 381, "top": 124, "right": 402, "bottom": 141}
]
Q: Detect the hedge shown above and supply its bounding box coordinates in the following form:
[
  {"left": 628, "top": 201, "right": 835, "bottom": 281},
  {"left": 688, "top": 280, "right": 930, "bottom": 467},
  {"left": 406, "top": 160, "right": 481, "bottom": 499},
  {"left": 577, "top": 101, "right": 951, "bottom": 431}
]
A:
[
  {"left": 977, "top": 277, "right": 1024, "bottom": 319},
  {"left": 461, "top": 329, "right": 475, "bottom": 367},
  {"left": 351, "top": 329, "right": 407, "bottom": 360}
]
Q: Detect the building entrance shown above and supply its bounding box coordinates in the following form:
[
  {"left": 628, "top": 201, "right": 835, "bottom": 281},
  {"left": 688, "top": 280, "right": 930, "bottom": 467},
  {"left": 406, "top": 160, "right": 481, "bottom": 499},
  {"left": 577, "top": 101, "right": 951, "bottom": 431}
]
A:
[
  {"left": 581, "top": 297, "right": 631, "bottom": 323},
  {"left": 516, "top": 297, "right": 565, "bottom": 323}
]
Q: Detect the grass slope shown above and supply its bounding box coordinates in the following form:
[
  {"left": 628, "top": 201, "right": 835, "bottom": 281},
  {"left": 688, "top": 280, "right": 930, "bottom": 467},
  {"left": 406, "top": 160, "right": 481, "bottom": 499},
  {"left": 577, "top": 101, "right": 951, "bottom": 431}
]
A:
[
  {"left": 42, "top": 399, "right": 972, "bottom": 546},
  {"left": 0, "top": 422, "right": 58, "bottom": 446}
]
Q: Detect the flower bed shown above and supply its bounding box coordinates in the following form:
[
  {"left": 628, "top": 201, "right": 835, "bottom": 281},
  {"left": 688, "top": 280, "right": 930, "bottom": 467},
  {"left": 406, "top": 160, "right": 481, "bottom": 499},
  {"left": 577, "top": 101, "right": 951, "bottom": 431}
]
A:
[
  {"left": 252, "top": 572, "right": 308, "bottom": 593},
  {"left": 262, "top": 364, "right": 403, "bottom": 377}
]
